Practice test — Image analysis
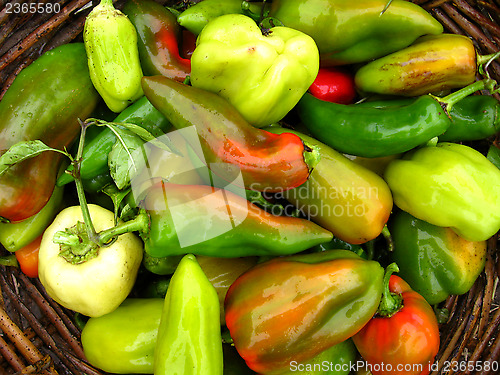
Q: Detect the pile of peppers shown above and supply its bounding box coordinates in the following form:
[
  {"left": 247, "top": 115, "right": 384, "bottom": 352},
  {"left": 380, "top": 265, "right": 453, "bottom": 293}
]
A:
[{"left": 1, "top": 0, "right": 500, "bottom": 374}]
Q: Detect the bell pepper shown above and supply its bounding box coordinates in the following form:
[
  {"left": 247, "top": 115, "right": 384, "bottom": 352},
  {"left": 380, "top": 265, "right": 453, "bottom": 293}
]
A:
[
  {"left": 352, "top": 264, "right": 440, "bottom": 375},
  {"left": 141, "top": 76, "right": 320, "bottom": 192},
  {"left": 81, "top": 298, "right": 164, "bottom": 374},
  {"left": 190, "top": 13, "right": 319, "bottom": 128},
  {"left": 56, "top": 95, "right": 172, "bottom": 187},
  {"left": 0, "top": 184, "right": 63, "bottom": 252},
  {"left": 389, "top": 210, "right": 487, "bottom": 305},
  {"left": 196, "top": 255, "right": 258, "bottom": 325},
  {"left": 38, "top": 204, "right": 143, "bottom": 317},
  {"left": 384, "top": 142, "right": 500, "bottom": 242},
  {"left": 269, "top": 0, "right": 443, "bottom": 66},
  {"left": 120, "top": 181, "right": 332, "bottom": 258},
  {"left": 123, "top": 0, "right": 191, "bottom": 81},
  {"left": 266, "top": 128, "right": 393, "bottom": 244},
  {"left": 224, "top": 250, "right": 384, "bottom": 374},
  {"left": 84, "top": 0, "right": 144, "bottom": 112},
  {"left": 154, "top": 254, "right": 223, "bottom": 375},
  {"left": 177, "top": 0, "right": 265, "bottom": 36},
  {"left": 0, "top": 43, "right": 99, "bottom": 222},
  {"left": 354, "top": 34, "right": 496, "bottom": 97},
  {"left": 308, "top": 67, "right": 357, "bottom": 104}
]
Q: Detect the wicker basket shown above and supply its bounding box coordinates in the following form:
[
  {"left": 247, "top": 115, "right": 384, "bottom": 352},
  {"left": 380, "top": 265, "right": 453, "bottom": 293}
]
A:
[{"left": 1, "top": 0, "right": 499, "bottom": 374}]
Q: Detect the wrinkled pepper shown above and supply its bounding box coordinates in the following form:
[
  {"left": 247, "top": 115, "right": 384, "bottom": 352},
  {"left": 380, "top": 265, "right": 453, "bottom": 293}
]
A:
[
  {"left": 123, "top": 0, "right": 191, "bottom": 81},
  {"left": 269, "top": 0, "right": 443, "bottom": 66},
  {"left": 190, "top": 14, "right": 319, "bottom": 127},
  {"left": 154, "top": 254, "right": 223, "bottom": 375},
  {"left": 84, "top": 0, "right": 143, "bottom": 112},
  {"left": 355, "top": 34, "right": 495, "bottom": 96},
  {"left": 142, "top": 76, "right": 319, "bottom": 192},
  {"left": 267, "top": 128, "right": 393, "bottom": 244},
  {"left": 177, "top": 0, "right": 265, "bottom": 35},
  {"left": 225, "top": 250, "right": 384, "bottom": 374},
  {"left": 38, "top": 205, "right": 143, "bottom": 317},
  {"left": 0, "top": 184, "right": 63, "bottom": 252},
  {"left": 81, "top": 298, "right": 164, "bottom": 374},
  {"left": 57, "top": 95, "right": 172, "bottom": 187},
  {"left": 123, "top": 181, "right": 332, "bottom": 258},
  {"left": 384, "top": 142, "right": 500, "bottom": 242},
  {"left": 352, "top": 264, "right": 440, "bottom": 375},
  {"left": 296, "top": 92, "right": 451, "bottom": 158},
  {"left": 0, "top": 43, "right": 99, "bottom": 222},
  {"left": 389, "top": 210, "right": 487, "bottom": 305}
]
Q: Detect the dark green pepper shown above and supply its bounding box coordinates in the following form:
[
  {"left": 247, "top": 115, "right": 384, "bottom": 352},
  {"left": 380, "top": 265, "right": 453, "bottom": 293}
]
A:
[
  {"left": 0, "top": 43, "right": 99, "bottom": 222},
  {"left": 57, "top": 95, "right": 172, "bottom": 186},
  {"left": 81, "top": 298, "right": 164, "bottom": 374},
  {"left": 297, "top": 93, "right": 452, "bottom": 157},
  {"left": 269, "top": 0, "right": 443, "bottom": 66},
  {"left": 389, "top": 210, "right": 487, "bottom": 305}
]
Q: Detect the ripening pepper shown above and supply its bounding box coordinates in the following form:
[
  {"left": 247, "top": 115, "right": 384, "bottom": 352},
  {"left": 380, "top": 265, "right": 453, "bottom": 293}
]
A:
[
  {"left": 154, "top": 254, "right": 223, "bottom": 375},
  {"left": 225, "top": 250, "right": 384, "bottom": 374},
  {"left": 354, "top": 34, "right": 494, "bottom": 96},
  {"left": 123, "top": 0, "right": 191, "bottom": 81},
  {"left": 84, "top": 0, "right": 144, "bottom": 112},
  {"left": 389, "top": 210, "right": 487, "bottom": 305},
  {"left": 177, "top": 0, "right": 265, "bottom": 35},
  {"left": 269, "top": 0, "right": 443, "bottom": 66},
  {"left": 81, "top": 298, "right": 164, "bottom": 374},
  {"left": 190, "top": 14, "right": 319, "bottom": 127},
  {"left": 0, "top": 43, "right": 99, "bottom": 222},
  {"left": 352, "top": 264, "right": 440, "bottom": 375},
  {"left": 123, "top": 181, "right": 332, "bottom": 258},
  {"left": 267, "top": 128, "right": 393, "bottom": 244},
  {"left": 384, "top": 142, "right": 500, "bottom": 242},
  {"left": 141, "top": 76, "right": 320, "bottom": 192}
]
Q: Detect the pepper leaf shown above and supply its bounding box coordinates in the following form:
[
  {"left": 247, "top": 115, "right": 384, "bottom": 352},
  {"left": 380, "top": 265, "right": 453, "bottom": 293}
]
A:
[
  {"left": 108, "top": 128, "right": 146, "bottom": 190},
  {"left": 102, "top": 184, "right": 132, "bottom": 224},
  {"left": 0, "top": 140, "right": 65, "bottom": 177}
]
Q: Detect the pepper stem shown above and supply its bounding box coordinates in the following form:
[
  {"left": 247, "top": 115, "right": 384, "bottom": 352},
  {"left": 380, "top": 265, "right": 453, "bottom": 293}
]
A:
[
  {"left": 476, "top": 51, "right": 500, "bottom": 67},
  {"left": 381, "top": 225, "right": 394, "bottom": 252},
  {"left": 377, "top": 262, "right": 403, "bottom": 318},
  {"left": 436, "top": 79, "right": 497, "bottom": 112},
  {"left": 98, "top": 209, "right": 150, "bottom": 245},
  {"left": 303, "top": 141, "right": 321, "bottom": 173}
]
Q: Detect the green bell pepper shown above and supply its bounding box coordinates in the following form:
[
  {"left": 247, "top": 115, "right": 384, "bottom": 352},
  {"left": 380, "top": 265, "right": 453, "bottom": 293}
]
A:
[
  {"left": 81, "top": 298, "right": 163, "bottom": 374},
  {"left": 389, "top": 210, "right": 487, "bottom": 305},
  {"left": 154, "top": 254, "right": 223, "bottom": 375},
  {"left": 269, "top": 0, "right": 443, "bottom": 66},
  {"left": 384, "top": 142, "right": 500, "bottom": 242},
  {"left": 225, "top": 250, "right": 383, "bottom": 374},
  {"left": 190, "top": 13, "right": 319, "bottom": 127}
]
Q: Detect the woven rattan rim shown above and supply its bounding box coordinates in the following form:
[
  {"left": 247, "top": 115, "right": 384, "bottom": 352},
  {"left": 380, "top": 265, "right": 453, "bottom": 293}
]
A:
[{"left": 1, "top": 1, "right": 500, "bottom": 374}]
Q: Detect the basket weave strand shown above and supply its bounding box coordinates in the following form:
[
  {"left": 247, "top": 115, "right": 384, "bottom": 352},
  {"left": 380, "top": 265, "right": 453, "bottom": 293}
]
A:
[{"left": 0, "top": 1, "right": 499, "bottom": 374}]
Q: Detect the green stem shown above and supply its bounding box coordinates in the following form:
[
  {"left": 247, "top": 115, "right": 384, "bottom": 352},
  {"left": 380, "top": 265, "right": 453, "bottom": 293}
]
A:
[
  {"left": 377, "top": 262, "right": 402, "bottom": 318},
  {"left": 0, "top": 255, "right": 18, "bottom": 267},
  {"left": 98, "top": 209, "right": 150, "bottom": 245},
  {"left": 476, "top": 51, "right": 500, "bottom": 67},
  {"left": 303, "top": 142, "right": 321, "bottom": 172},
  {"left": 437, "top": 79, "right": 497, "bottom": 112},
  {"left": 381, "top": 225, "right": 394, "bottom": 253}
]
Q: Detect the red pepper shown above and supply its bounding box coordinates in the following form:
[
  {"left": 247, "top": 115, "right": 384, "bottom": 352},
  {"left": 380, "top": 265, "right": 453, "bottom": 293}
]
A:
[
  {"left": 15, "top": 234, "right": 42, "bottom": 278},
  {"left": 123, "top": 0, "right": 191, "bottom": 81},
  {"left": 308, "top": 67, "right": 357, "bottom": 104},
  {"left": 352, "top": 264, "right": 440, "bottom": 375}
]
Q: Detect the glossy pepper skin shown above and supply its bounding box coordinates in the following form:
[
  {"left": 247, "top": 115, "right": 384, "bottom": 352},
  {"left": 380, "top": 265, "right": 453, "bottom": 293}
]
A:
[
  {"left": 190, "top": 14, "right": 319, "bottom": 127},
  {"left": 123, "top": 0, "right": 191, "bottom": 81},
  {"left": 384, "top": 142, "right": 500, "bottom": 242},
  {"left": 57, "top": 96, "right": 172, "bottom": 187},
  {"left": 308, "top": 67, "right": 357, "bottom": 104},
  {"left": 352, "top": 271, "right": 440, "bottom": 375},
  {"left": 225, "top": 250, "right": 384, "bottom": 374},
  {"left": 84, "top": 0, "right": 143, "bottom": 112},
  {"left": 269, "top": 0, "right": 443, "bottom": 66},
  {"left": 355, "top": 34, "right": 477, "bottom": 96},
  {"left": 142, "top": 76, "right": 319, "bottom": 192},
  {"left": 139, "top": 181, "right": 333, "bottom": 258},
  {"left": 267, "top": 128, "right": 393, "bottom": 244},
  {"left": 154, "top": 254, "right": 223, "bottom": 375},
  {"left": 297, "top": 93, "right": 450, "bottom": 158},
  {"left": 0, "top": 43, "right": 99, "bottom": 222},
  {"left": 390, "top": 210, "right": 487, "bottom": 305},
  {"left": 81, "top": 298, "right": 163, "bottom": 374}
]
